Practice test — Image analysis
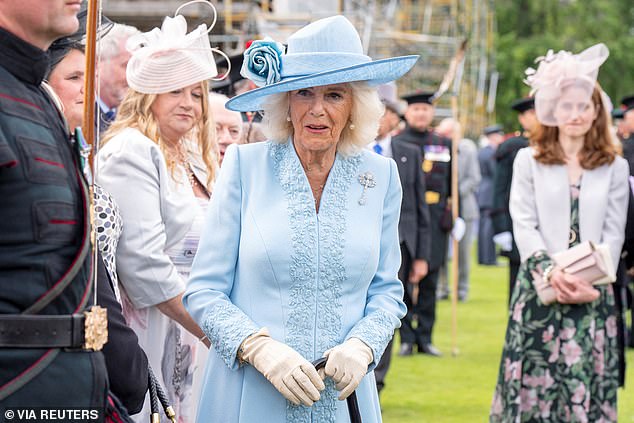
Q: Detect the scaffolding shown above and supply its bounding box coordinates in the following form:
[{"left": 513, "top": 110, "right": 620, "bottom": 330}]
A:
[
  {"left": 355, "top": 0, "right": 497, "bottom": 137},
  {"left": 104, "top": 0, "right": 496, "bottom": 137}
]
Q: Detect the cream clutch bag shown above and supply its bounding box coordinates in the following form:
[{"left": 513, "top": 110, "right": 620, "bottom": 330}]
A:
[{"left": 531, "top": 241, "right": 615, "bottom": 305}]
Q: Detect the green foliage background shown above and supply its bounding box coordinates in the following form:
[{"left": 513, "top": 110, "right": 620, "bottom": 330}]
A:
[{"left": 493, "top": 0, "right": 634, "bottom": 130}]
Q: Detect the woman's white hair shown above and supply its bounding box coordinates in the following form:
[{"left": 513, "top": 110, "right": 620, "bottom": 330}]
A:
[{"left": 259, "top": 81, "right": 384, "bottom": 156}]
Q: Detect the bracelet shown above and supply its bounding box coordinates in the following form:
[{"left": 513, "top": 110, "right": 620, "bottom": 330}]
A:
[
  {"left": 237, "top": 331, "right": 259, "bottom": 366},
  {"left": 237, "top": 340, "right": 247, "bottom": 366},
  {"left": 542, "top": 264, "right": 555, "bottom": 284}
]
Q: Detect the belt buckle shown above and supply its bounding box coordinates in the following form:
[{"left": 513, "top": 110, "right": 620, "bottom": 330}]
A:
[{"left": 83, "top": 305, "right": 108, "bottom": 351}]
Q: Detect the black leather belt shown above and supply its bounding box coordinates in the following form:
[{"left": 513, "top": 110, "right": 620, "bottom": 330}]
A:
[{"left": 0, "top": 314, "right": 86, "bottom": 349}]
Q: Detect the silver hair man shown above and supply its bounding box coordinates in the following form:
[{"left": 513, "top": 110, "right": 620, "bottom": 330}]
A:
[{"left": 98, "top": 23, "right": 139, "bottom": 110}]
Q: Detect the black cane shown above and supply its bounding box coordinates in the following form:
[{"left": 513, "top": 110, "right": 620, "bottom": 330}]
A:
[{"left": 312, "top": 357, "right": 362, "bottom": 423}]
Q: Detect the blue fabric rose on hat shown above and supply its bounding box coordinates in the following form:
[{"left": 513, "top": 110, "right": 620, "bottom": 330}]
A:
[{"left": 240, "top": 37, "right": 284, "bottom": 87}]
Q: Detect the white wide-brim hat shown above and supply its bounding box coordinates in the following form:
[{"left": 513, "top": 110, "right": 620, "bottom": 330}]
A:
[
  {"left": 226, "top": 15, "right": 419, "bottom": 112},
  {"left": 126, "top": 14, "right": 219, "bottom": 94}
]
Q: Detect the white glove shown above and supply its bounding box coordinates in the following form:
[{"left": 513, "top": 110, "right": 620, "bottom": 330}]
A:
[
  {"left": 451, "top": 217, "right": 466, "bottom": 242},
  {"left": 323, "top": 338, "right": 373, "bottom": 400},
  {"left": 240, "top": 328, "right": 325, "bottom": 406},
  {"left": 493, "top": 231, "right": 513, "bottom": 252}
]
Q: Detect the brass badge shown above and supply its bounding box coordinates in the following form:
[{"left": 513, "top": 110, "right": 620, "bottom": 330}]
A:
[
  {"left": 84, "top": 305, "right": 108, "bottom": 351},
  {"left": 422, "top": 160, "right": 433, "bottom": 173},
  {"left": 425, "top": 191, "right": 440, "bottom": 205}
]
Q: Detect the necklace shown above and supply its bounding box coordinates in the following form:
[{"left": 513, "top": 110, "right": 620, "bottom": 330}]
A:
[
  {"left": 165, "top": 141, "right": 201, "bottom": 190},
  {"left": 183, "top": 161, "right": 198, "bottom": 188}
]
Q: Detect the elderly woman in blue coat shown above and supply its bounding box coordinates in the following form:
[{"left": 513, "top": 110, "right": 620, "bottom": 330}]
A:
[{"left": 183, "top": 15, "right": 418, "bottom": 423}]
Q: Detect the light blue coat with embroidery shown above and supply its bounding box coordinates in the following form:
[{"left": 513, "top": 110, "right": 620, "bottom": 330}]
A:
[{"left": 184, "top": 140, "right": 406, "bottom": 423}]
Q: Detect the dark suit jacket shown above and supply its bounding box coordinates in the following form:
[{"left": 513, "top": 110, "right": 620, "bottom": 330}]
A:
[
  {"left": 622, "top": 188, "right": 634, "bottom": 269},
  {"left": 95, "top": 103, "right": 115, "bottom": 137},
  {"left": 391, "top": 139, "right": 431, "bottom": 262},
  {"left": 491, "top": 136, "right": 529, "bottom": 263}
]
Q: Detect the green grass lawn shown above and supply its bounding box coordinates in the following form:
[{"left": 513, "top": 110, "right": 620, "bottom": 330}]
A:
[{"left": 380, "top": 257, "right": 634, "bottom": 422}]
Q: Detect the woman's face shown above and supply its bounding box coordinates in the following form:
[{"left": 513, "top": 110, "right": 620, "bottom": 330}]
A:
[
  {"left": 553, "top": 86, "right": 598, "bottom": 138},
  {"left": 289, "top": 84, "right": 353, "bottom": 154},
  {"left": 151, "top": 82, "right": 204, "bottom": 144},
  {"left": 48, "top": 48, "right": 85, "bottom": 131}
]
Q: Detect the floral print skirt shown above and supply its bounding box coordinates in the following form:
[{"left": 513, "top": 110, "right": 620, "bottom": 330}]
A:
[{"left": 489, "top": 268, "right": 619, "bottom": 422}]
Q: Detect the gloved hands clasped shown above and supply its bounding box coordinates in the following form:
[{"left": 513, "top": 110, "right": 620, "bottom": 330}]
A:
[
  {"left": 322, "top": 337, "right": 373, "bottom": 400},
  {"left": 239, "top": 328, "right": 325, "bottom": 406}
]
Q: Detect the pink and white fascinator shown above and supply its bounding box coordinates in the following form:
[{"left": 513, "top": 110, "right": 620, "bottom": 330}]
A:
[
  {"left": 125, "top": 0, "right": 229, "bottom": 94},
  {"left": 524, "top": 43, "right": 609, "bottom": 126}
]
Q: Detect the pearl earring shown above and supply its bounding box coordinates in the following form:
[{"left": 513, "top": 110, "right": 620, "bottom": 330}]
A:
[
  {"left": 286, "top": 116, "right": 291, "bottom": 122},
  {"left": 349, "top": 123, "right": 356, "bottom": 130}
]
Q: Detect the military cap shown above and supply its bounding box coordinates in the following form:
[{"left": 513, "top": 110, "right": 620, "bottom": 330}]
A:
[
  {"left": 612, "top": 108, "right": 624, "bottom": 120},
  {"left": 483, "top": 124, "right": 504, "bottom": 136},
  {"left": 402, "top": 91, "right": 435, "bottom": 105},
  {"left": 510, "top": 97, "right": 535, "bottom": 113},
  {"left": 620, "top": 95, "right": 634, "bottom": 112},
  {"left": 48, "top": 3, "right": 114, "bottom": 72},
  {"left": 209, "top": 53, "right": 245, "bottom": 96}
]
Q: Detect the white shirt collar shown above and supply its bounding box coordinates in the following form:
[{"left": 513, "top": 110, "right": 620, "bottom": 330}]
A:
[
  {"left": 97, "top": 97, "right": 114, "bottom": 114},
  {"left": 371, "top": 135, "right": 393, "bottom": 158}
]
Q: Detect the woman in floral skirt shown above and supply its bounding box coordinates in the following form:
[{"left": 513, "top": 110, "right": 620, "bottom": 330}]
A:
[{"left": 490, "top": 43, "right": 629, "bottom": 422}]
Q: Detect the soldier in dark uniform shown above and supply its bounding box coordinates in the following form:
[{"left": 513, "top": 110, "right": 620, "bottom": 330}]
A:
[
  {"left": 392, "top": 91, "right": 451, "bottom": 357},
  {"left": 491, "top": 97, "right": 536, "bottom": 303},
  {"left": 372, "top": 84, "right": 431, "bottom": 390},
  {"left": 620, "top": 95, "right": 634, "bottom": 174},
  {"left": 619, "top": 95, "right": 634, "bottom": 353},
  {"left": 45, "top": 20, "right": 150, "bottom": 413},
  {"left": 0, "top": 1, "right": 108, "bottom": 408},
  {"left": 612, "top": 108, "right": 628, "bottom": 141}
]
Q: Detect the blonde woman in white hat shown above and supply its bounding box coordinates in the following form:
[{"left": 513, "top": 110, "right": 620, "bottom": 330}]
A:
[
  {"left": 97, "top": 5, "right": 225, "bottom": 421},
  {"left": 184, "top": 15, "right": 418, "bottom": 423}
]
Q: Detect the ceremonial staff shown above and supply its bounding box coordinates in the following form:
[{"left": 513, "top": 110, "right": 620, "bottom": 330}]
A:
[
  {"left": 82, "top": 0, "right": 99, "bottom": 160},
  {"left": 431, "top": 39, "right": 467, "bottom": 356},
  {"left": 81, "top": 0, "right": 105, "bottom": 319}
]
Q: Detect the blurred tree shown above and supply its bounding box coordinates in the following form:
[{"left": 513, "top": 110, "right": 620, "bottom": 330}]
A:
[{"left": 493, "top": 0, "right": 634, "bottom": 131}]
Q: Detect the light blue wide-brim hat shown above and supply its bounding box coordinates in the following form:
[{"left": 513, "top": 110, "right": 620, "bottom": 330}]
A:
[{"left": 226, "top": 15, "right": 419, "bottom": 112}]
